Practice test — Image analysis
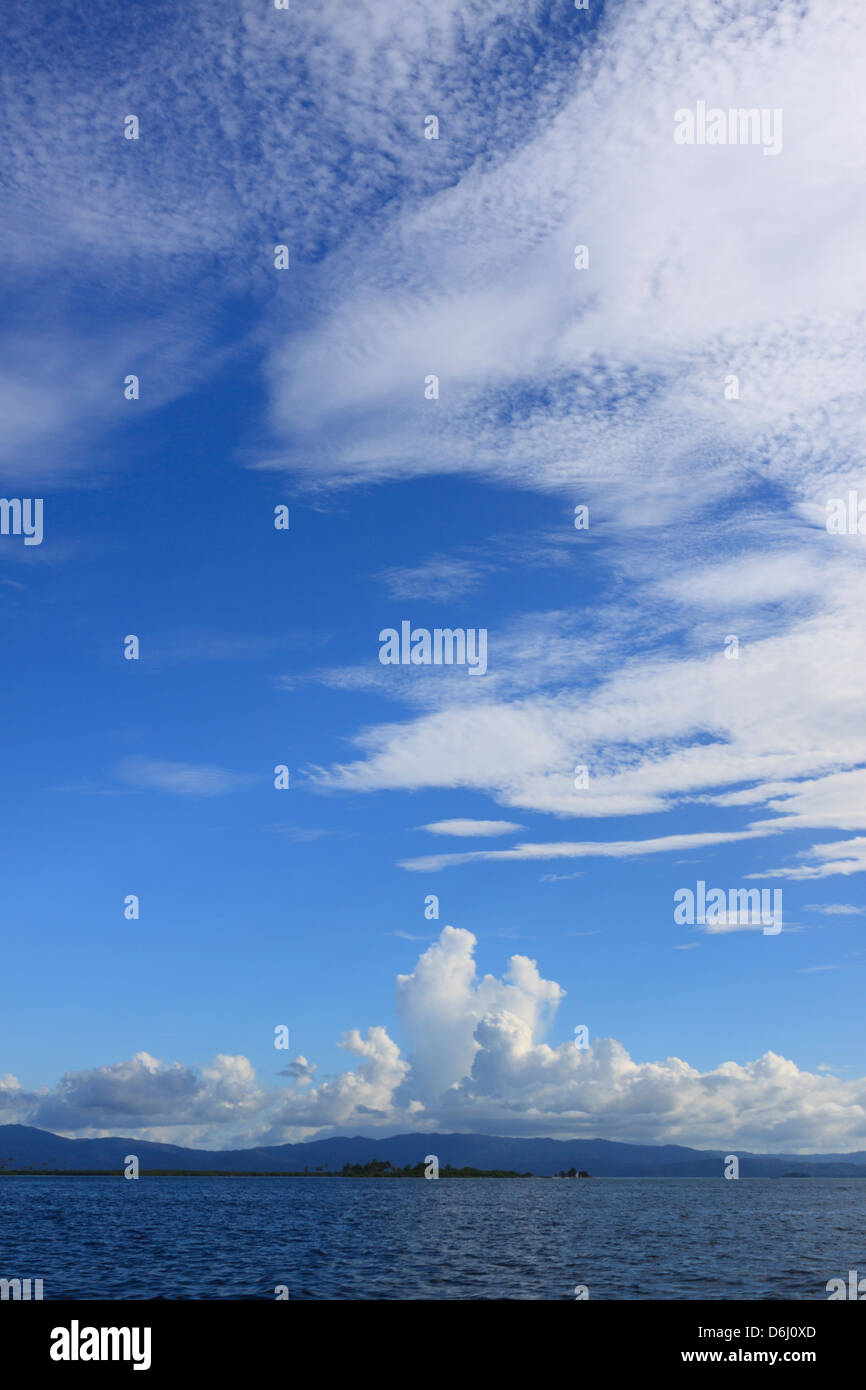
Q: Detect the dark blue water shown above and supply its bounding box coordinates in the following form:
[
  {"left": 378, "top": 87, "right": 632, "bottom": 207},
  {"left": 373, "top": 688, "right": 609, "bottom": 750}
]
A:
[{"left": 2, "top": 1177, "right": 864, "bottom": 1300}]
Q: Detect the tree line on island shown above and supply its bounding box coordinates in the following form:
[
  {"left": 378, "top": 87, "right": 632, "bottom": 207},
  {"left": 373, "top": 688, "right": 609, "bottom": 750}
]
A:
[{"left": 0, "top": 1156, "right": 592, "bottom": 1178}]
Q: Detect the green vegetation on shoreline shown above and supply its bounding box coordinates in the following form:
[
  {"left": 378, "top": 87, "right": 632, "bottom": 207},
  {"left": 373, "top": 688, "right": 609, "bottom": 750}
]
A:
[{"left": 0, "top": 1160, "right": 538, "bottom": 1178}]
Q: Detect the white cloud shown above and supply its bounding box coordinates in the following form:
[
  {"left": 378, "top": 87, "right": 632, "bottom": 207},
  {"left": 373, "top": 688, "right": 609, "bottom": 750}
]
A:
[
  {"left": 3, "top": 0, "right": 864, "bottom": 1157},
  {"left": 393, "top": 926, "right": 564, "bottom": 1104},
  {"left": 7, "top": 930, "right": 866, "bottom": 1152},
  {"left": 307, "top": 564, "right": 866, "bottom": 881},
  {"left": 254, "top": 0, "right": 866, "bottom": 518},
  {"left": 379, "top": 557, "right": 494, "bottom": 601},
  {"left": 0, "top": 1051, "right": 270, "bottom": 1139},
  {"left": 399, "top": 830, "right": 775, "bottom": 874},
  {"left": 266, "top": 1028, "right": 411, "bottom": 1131},
  {"left": 8, "top": 0, "right": 866, "bottom": 900},
  {"left": 757, "top": 838, "right": 866, "bottom": 881},
  {"left": 117, "top": 757, "right": 254, "bottom": 798},
  {"left": 419, "top": 819, "right": 525, "bottom": 837},
  {"left": 805, "top": 903, "right": 866, "bottom": 916}
]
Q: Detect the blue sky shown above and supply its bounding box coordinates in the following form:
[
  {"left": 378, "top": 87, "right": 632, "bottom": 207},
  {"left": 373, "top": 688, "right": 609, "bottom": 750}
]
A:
[{"left": 2, "top": 0, "right": 866, "bottom": 1152}]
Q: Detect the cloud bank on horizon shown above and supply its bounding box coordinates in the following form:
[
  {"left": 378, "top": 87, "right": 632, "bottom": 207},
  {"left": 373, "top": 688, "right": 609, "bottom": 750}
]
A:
[{"left": 2, "top": 928, "right": 865, "bottom": 1154}]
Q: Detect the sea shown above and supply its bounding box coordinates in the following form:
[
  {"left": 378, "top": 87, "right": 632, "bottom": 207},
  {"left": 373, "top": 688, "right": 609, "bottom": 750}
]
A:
[{"left": 1, "top": 1176, "right": 864, "bottom": 1300}]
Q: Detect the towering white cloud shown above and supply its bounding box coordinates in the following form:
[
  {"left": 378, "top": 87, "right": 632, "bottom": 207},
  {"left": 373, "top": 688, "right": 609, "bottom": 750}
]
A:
[
  {"left": 3, "top": 931, "right": 866, "bottom": 1153},
  {"left": 394, "top": 926, "right": 563, "bottom": 1103}
]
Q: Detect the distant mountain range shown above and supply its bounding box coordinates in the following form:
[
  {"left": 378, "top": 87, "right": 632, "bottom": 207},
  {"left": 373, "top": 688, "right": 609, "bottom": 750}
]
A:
[{"left": 2, "top": 1125, "right": 866, "bottom": 1176}]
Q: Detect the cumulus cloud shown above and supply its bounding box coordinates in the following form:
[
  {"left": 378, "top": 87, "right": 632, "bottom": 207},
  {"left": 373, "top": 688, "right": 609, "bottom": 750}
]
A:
[
  {"left": 5, "top": 931, "right": 866, "bottom": 1153},
  {"left": 0, "top": 1051, "right": 271, "bottom": 1140},
  {"left": 3, "top": 0, "right": 865, "bottom": 1157},
  {"left": 393, "top": 926, "right": 564, "bottom": 1104},
  {"left": 278, "top": 1056, "right": 317, "bottom": 1082}
]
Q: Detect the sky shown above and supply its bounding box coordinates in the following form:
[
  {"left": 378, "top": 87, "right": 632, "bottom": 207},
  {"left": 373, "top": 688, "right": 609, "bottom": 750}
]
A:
[{"left": 1, "top": 0, "right": 866, "bottom": 1154}]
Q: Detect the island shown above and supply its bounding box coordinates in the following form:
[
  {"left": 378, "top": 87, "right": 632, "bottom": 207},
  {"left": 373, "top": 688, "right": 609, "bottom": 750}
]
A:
[{"left": 0, "top": 1160, "right": 536, "bottom": 1178}]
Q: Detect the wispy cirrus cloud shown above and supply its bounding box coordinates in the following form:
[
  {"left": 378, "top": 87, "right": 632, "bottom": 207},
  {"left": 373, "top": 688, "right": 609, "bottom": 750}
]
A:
[
  {"left": 379, "top": 557, "right": 495, "bottom": 602},
  {"left": 117, "top": 757, "right": 255, "bottom": 798},
  {"left": 400, "top": 829, "right": 776, "bottom": 874},
  {"left": 757, "top": 838, "right": 866, "bottom": 881},
  {"left": 805, "top": 904, "right": 866, "bottom": 916}
]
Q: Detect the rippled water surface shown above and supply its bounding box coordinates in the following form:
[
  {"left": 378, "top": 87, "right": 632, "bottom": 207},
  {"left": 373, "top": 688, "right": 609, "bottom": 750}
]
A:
[{"left": 1, "top": 1177, "right": 864, "bottom": 1299}]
